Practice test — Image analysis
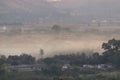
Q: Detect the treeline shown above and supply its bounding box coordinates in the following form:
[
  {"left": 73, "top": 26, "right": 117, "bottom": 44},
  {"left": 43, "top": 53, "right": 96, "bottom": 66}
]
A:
[
  {"left": 7, "top": 54, "right": 35, "bottom": 65},
  {"left": 1, "top": 38, "right": 120, "bottom": 66},
  {"left": 0, "top": 39, "right": 120, "bottom": 66},
  {"left": 0, "top": 38, "right": 120, "bottom": 80},
  {"left": 0, "top": 54, "right": 35, "bottom": 66},
  {"left": 42, "top": 38, "right": 120, "bottom": 67}
]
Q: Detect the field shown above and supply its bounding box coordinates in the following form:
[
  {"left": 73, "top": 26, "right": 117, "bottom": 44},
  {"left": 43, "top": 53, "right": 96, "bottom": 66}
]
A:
[{"left": 0, "top": 24, "right": 120, "bottom": 57}]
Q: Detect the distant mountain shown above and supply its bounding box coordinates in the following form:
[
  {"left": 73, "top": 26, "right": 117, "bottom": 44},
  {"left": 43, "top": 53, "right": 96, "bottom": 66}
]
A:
[
  {"left": 51, "top": 0, "right": 120, "bottom": 22},
  {"left": 0, "top": 0, "right": 71, "bottom": 23},
  {"left": 0, "top": 0, "right": 120, "bottom": 24}
]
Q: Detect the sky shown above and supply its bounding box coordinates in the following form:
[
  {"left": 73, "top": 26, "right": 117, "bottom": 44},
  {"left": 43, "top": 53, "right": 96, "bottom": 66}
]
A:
[
  {"left": 0, "top": 0, "right": 120, "bottom": 23},
  {"left": 0, "top": 0, "right": 119, "bottom": 11}
]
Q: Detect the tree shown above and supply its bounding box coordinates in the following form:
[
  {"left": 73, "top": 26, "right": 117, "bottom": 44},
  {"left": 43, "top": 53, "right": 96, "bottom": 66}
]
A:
[
  {"left": 51, "top": 24, "right": 61, "bottom": 32},
  {"left": 102, "top": 38, "right": 120, "bottom": 51},
  {"left": 7, "top": 55, "right": 20, "bottom": 65},
  {"left": 0, "top": 55, "right": 6, "bottom": 65},
  {"left": 7, "top": 54, "right": 35, "bottom": 65},
  {"left": 102, "top": 39, "right": 120, "bottom": 66},
  {"left": 0, "top": 55, "right": 7, "bottom": 76},
  {"left": 20, "top": 54, "right": 36, "bottom": 65},
  {"left": 88, "top": 52, "right": 102, "bottom": 64},
  {"left": 40, "top": 49, "right": 44, "bottom": 59}
]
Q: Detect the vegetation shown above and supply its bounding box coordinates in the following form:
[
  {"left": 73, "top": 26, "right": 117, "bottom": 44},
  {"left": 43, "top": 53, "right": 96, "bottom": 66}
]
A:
[
  {"left": 7, "top": 54, "right": 36, "bottom": 65},
  {"left": 51, "top": 24, "right": 62, "bottom": 32},
  {"left": 0, "top": 38, "right": 120, "bottom": 80}
]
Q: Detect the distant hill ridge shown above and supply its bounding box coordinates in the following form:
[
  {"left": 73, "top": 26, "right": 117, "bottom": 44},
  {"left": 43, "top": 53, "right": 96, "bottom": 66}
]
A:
[{"left": 0, "top": 0, "right": 120, "bottom": 23}]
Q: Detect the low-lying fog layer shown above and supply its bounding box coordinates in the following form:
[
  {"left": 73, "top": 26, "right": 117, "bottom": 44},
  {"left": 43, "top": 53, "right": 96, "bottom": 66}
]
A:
[{"left": 0, "top": 25, "right": 120, "bottom": 57}]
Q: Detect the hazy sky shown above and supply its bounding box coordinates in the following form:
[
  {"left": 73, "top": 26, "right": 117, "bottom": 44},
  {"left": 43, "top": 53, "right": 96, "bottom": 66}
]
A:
[
  {"left": 0, "top": 0, "right": 120, "bottom": 23},
  {"left": 0, "top": 0, "right": 119, "bottom": 11}
]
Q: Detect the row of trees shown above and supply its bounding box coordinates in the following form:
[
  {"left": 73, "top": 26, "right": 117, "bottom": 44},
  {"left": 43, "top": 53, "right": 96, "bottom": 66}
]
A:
[
  {"left": 0, "top": 38, "right": 120, "bottom": 66},
  {"left": 7, "top": 54, "right": 36, "bottom": 65},
  {"left": 1, "top": 38, "right": 120, "bottom": 77},
  {"left": 41, "top": 38, "right": 120, "bottom": 66},
  {"left": 0, "top": 54, "right": 36, "bottom": 78},
  {"left": 0, "top": 54, "right": 36, "bottom": 66}
]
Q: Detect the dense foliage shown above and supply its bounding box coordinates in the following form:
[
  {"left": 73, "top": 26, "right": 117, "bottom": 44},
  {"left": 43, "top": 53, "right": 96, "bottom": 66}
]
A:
[
  {"left": 0, "top": 39, "right": 120, "bottom": 80},
  {"left": 7, "top": 54, "right": 36, "bottom": 65}
]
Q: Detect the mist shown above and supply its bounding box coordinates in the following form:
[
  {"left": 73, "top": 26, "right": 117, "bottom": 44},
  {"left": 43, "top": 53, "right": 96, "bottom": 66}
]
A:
[{"left": 0, "top": 24, "right": 120, "bottom": 57}]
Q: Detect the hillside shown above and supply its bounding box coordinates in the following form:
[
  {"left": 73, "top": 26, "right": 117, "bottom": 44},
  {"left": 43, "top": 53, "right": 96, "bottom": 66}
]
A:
[{"left": 0, "top": 0, "right": 120, "bottom": 23}]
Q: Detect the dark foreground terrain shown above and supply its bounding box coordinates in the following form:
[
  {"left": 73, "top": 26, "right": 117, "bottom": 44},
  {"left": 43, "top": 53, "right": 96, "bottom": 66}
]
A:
[{"left": 1, "top": 39, "right": 120, "bottom": 80}]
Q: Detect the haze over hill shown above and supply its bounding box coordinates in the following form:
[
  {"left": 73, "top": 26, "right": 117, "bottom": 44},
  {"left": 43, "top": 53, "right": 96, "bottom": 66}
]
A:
[
  {"left": 0, "top": 25, "right": 120, "bottom": 57},
  {"left": 0, "top": 0, "right": 120, "bottom": 23}
]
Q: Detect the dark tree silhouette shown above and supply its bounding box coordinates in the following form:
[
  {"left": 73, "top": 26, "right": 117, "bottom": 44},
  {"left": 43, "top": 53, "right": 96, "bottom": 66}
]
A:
[
  {"left": 102, "top": 39, "right": 120, "bottom": 66},
  {"left": 51, "top": 24, "right": 61, "bottom": 32},
  {"left": 102, "top": 38, "right": 120, "bottom": 51}
]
